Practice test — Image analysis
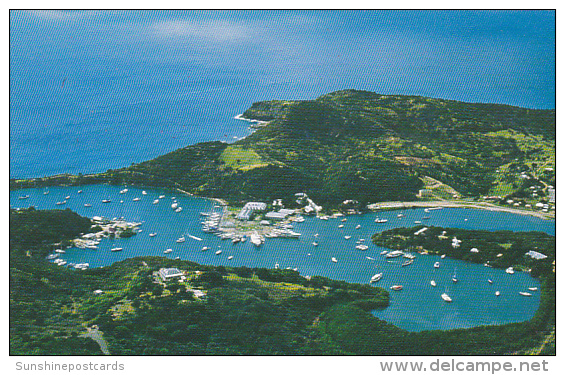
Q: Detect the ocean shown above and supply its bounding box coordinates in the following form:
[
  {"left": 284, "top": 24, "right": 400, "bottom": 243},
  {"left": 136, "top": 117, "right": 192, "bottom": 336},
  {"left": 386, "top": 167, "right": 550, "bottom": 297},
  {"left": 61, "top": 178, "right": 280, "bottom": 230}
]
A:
[{"left": 10, "top": 10, "right": 555, "bottom": 178}]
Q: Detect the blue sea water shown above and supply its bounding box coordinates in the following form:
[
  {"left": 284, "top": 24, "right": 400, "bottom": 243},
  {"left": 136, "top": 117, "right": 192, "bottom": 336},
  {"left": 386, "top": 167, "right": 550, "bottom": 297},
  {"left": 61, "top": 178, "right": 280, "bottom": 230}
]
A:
[
  {"left": 10, "top": 10, "right": 555, "bottom": 178},
  {"left": 10, "top": 185, "right": 554, "bottom": 331}
]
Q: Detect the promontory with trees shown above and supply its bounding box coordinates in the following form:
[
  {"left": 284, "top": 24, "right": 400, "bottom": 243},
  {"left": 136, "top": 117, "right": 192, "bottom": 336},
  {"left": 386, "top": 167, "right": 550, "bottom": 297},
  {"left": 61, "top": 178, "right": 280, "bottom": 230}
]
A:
[{"left": 10, "top": 90, "right": 555, "bottom": 215}]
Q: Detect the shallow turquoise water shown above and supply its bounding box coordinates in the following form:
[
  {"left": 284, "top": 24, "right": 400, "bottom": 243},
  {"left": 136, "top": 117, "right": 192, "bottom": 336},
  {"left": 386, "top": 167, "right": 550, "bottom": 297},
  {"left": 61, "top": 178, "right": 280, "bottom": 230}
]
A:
[{"left": 11, "top": 185, "right": 554, "bottom": 332}]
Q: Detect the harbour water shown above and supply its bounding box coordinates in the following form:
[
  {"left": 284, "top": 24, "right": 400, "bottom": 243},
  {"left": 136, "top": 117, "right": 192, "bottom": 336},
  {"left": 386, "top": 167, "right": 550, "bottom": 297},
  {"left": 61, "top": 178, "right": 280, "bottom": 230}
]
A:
[{"left": 10, "top": 185, "right": 554, "bottom": 332}]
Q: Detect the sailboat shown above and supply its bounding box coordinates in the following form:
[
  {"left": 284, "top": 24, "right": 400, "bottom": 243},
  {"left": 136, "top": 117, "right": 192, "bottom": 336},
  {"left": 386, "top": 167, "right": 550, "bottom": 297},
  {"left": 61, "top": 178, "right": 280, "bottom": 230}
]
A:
[{"left": 452, "top": 268, "right": 458, "bottom": 283}]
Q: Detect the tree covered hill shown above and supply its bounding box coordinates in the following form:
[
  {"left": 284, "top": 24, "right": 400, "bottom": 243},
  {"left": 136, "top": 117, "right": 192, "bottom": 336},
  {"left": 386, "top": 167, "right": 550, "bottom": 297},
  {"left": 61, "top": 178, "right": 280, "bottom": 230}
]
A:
[{"left": 11, "top": 90, "right": 555, "bottom": 209}]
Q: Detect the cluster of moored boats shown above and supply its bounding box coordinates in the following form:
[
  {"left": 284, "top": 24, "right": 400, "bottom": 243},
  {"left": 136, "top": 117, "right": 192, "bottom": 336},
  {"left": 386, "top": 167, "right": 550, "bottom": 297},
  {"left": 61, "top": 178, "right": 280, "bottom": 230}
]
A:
[{"left": 368, "top": 249, "right": 539, "bottom": 301}]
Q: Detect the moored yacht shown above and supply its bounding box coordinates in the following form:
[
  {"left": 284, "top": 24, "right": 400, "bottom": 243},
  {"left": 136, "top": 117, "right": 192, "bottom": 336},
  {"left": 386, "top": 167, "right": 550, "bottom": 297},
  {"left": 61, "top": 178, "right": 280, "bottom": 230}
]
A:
[
  {"left": 370, "top": 273, "right": 383, "bottom": 283},
  {"left": 111, "top": 247, "right": 123, "bottom": 252},
  {"left": 519, "top": 291, "right": 532, "bottom": 297},
  {"left": 164, "top": 249, "right": 173, "bottom": 254},
  {"left": 506, "top": 267, "right": 515, "bottom": 274},
  {"left": 401, "top": 259, "right": 414, "bottom": 267},
  {"left": 386, "top": 250, "right": 404, "bottom": 258},
  {"left": 390, "top": 285, "right": 403, "bottom": 291},
  {"left": 434, "top": 261, "right": 440, "bottom": 268},
  {"left": 149, "top": 232, "right": 157, "bottom": 237},
  {"left": 176, "top": 236, "right": 186, "bottom": 243},
  {"left": 441, "top": 292, "right": 452, "bottom": 302},
  {"left": 331, "top": 257, "right": 338, "bottom": 263},
  {"left": 430, "top": 280, "right": 437, "bottom": 287},
  {"left": 355, "top": 244, "right": 369, "bottom": 251},
  {"left": 375, "top": 218, "right": 388, "bottom": 223},
  {"left": 153, "top": 199, "right": 159, "bottom": 204}
]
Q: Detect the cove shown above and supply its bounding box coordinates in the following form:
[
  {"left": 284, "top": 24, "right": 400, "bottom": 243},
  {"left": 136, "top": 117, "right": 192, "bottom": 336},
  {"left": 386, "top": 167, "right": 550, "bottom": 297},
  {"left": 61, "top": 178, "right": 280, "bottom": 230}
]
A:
[{"left": 10, "top": 185, "right": 554, "bottom": 332}]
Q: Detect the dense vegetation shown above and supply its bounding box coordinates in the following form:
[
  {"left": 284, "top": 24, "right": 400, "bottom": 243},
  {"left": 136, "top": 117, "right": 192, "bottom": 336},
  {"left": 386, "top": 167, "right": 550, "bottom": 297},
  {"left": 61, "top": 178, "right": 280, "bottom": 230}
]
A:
[
  {"left": 372, "top": 226, "right": 555, "bottom": 274},
  {"left": 10, "top": 209, "right": 555, "bottom": 355},
  {"left": 10, "top": 208, "right": 389, "bottom": 355},
  {"left": 10, "top": 90, "right": 555, "bottom": 210}
]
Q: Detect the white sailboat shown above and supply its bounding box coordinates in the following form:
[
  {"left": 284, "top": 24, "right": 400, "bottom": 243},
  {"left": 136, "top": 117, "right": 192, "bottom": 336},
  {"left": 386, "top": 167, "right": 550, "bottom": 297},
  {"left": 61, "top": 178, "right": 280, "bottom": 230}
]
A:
[
  {"left": 452, "top": 268, "right": 458, "bottom": 283},
  {"left": 430, "top": 280, "right": 437, "bottom": 287},
  {"left": 370, "top": 273, "right": 383, "bottom": 283}
]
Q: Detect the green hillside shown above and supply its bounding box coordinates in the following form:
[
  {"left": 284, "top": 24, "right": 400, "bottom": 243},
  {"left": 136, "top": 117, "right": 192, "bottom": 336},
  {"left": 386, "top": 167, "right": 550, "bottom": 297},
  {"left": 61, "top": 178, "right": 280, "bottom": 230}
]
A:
[{"left": 11, "top": 90, "right": 555, "bottom": 210}]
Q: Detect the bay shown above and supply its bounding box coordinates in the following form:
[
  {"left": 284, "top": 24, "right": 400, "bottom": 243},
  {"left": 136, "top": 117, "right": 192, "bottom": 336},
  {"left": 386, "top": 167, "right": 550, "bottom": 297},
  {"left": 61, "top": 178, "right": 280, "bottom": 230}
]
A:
[{"left": 10, "top": 185, "right": 554, "bottom": 332}]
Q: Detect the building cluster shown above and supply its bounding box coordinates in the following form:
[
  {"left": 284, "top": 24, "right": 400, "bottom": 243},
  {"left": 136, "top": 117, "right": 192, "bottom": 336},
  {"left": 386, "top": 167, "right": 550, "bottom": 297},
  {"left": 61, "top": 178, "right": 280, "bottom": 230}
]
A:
[{"left": 236, "top": 201, "right": 267, "bottom": 220}]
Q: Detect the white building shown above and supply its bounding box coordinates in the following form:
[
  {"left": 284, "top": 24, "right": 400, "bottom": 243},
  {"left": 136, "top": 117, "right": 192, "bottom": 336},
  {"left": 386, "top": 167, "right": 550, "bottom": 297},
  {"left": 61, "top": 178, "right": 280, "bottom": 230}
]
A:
[
  {"left": 159, "top": 268, "right": 183, "bottom": 281},
  {"left": 236, "top": 202, "right": 267, "bottom": 220}
]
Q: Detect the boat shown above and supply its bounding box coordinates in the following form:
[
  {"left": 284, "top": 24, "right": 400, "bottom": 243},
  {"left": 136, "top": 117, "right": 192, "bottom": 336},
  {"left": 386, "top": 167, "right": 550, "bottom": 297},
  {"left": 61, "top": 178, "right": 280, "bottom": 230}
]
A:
[
  {"left": 250, "top": 232, "right": 263, "bottom": 247},
  {"left": 495, "top": 291, "right": 501, "bottom": 296},
  {"left": 344, "top": 235, "right": 351, "bottom": 240},
  {"left": 55, "top": 249, "right": 65, "bottom": 253},
  {"left": 188, "top": 234, "right": 203, "bottom": 241},
  {"left": 294, "top": 216, "right": 305, "bottom": 223},
  {"left": 164, "top": 249, "right": 173, "bottom": 254},
  {"left": 149, "top": 232, "right": 157, "bottom": 237},
  {"left": 102, "top": 199, "right": 111, "bottom": 203},
  {"left": 314, "top": 233, "right": 319, "bottom": 237},
  {"left": 440, "top": 254, "right": 446, "bottom": 259},
  {"left": 403, "top": 253, "right": 416, "bottom": 259},
  {"left": 370, "top": 273, "right": 383, "bottom": 283},
  {"left": 44, "top": 190, "right": 49, "bottom": 195},
  {"left": 401, "top": 259, "right": 414, "bottom": 267},
  {"left": 355, "top": 224, "right": 361, "bottom": 229},
  {"left": 65, "top": 195, "right": 71, "bottom": 200},
  {"left": 441, "top": 293, "right": 452, "bottom": 302},
  {"left": 228, "top": 256, "right": 234, "bottom": 260},
  {"left": 57, "top": 261, "right": 67, "bottom": 266},
  {"left": 331, "top": 257, "right": 338, "bottom": 263},
  {"left": 159, "top": 195, "right": 165, "bottom": 199},
  {"left": 175, "top": 207, "right": 183, "bottom": 212},
  {"left": 355, "top": 244, "right": 369, "bottom": 251},
  {"left": 153, "top": 199, "right": 159, "bottom": 204},
  {"left": 215, "top": 250, "right": 222, "bottom": 255},
  {"left": 241, "top": 236, "right": 246, "bottom": 242},
  {"left": 18, "top": 195, "right": 30, "bottom": 200},
  {"left": 142, "top": 191, "right": 147, "bottom": 195},
  {"left": 338, "top": 224, "right": 344, "bottom": 228},
  {"left": 120, "top": 200, "right": 124, "bottom": 203},
  {"left": 312, "top": 242, "right": 318, "bottom": 246},
  {"left": 424, "top": 208, "right": 430, "bottom": 213},
  {"left": 380, "top": 250, "right": 388, "bottom": 255},
  {"left": 46, "top": 254, "right": 59, "bottom": 260},
  {"left": 365, "top": 256, "right": 375, "bottom": 260},
  {"left": 434, "top": 261, "right": 440, "bottom": 268},
  {"left": 201, "top": 247, "right": 210, "bottom": 251},
  {"left": 452, "top": 268, "right": 458, "bottom": 283},
  {"left": 505, "top": 267, "right": 515, "bottom": 274},
  {"left": 274, "top": 263, "right": 280, "bottom": 269},
  {"left": 171, "top": 203, "right": 179, "bottom": 209},
  {"left": 375, "top": 218, "right": 388, "bottom": 223},
  {"left": 56, "top": 201, "right": 67, "bottom": 205},
  {"left": 390, "top": 285, "right": 403, "bottom": 291},
  {"left": 397, "top": 213, "right": 405, "bottom": 218},
  {"left": 111, "top": 247, "right": 123, "bottom": 252},
  {"left": 430, "top": 280, "right": 437, "bottom": 287},
  {"left": 519, "top": 292, "right": 532, "bottom": 297},
  {"left": 341, "top": 218, "right": 347, "bottom": 222},
  {"left": 119, "top": 189, "right": 128, "bottom": 194},
  {"left": 386, "top": 250, "right": 404, "bottom": 258},
  {"left": 528, "top": 287, "right": 538, "bottom": 291},
  {"left": 77, "top": 190, "right": 82, "bottom": 194},
  {"left": 488, "top": 279, "right": 493, "bottom": 284},
  {"left": 414, "top": 221, "right": 422, "bottom": 224},
  {"left": 176, "top": 237, "right": 186, "bottom": 243},
  {"left": 84, "top": 203, "right": 92, "bottom": 207},
  {"left": 133, "top": 197, "right": 141, "bottom": 202}
]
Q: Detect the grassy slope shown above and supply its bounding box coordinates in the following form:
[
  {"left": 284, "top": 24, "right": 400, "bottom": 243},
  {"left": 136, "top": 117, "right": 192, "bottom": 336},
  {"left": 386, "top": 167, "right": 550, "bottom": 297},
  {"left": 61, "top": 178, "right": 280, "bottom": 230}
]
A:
[{"left": 10, "top": 89, "right": 555, "bottom": 210}]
